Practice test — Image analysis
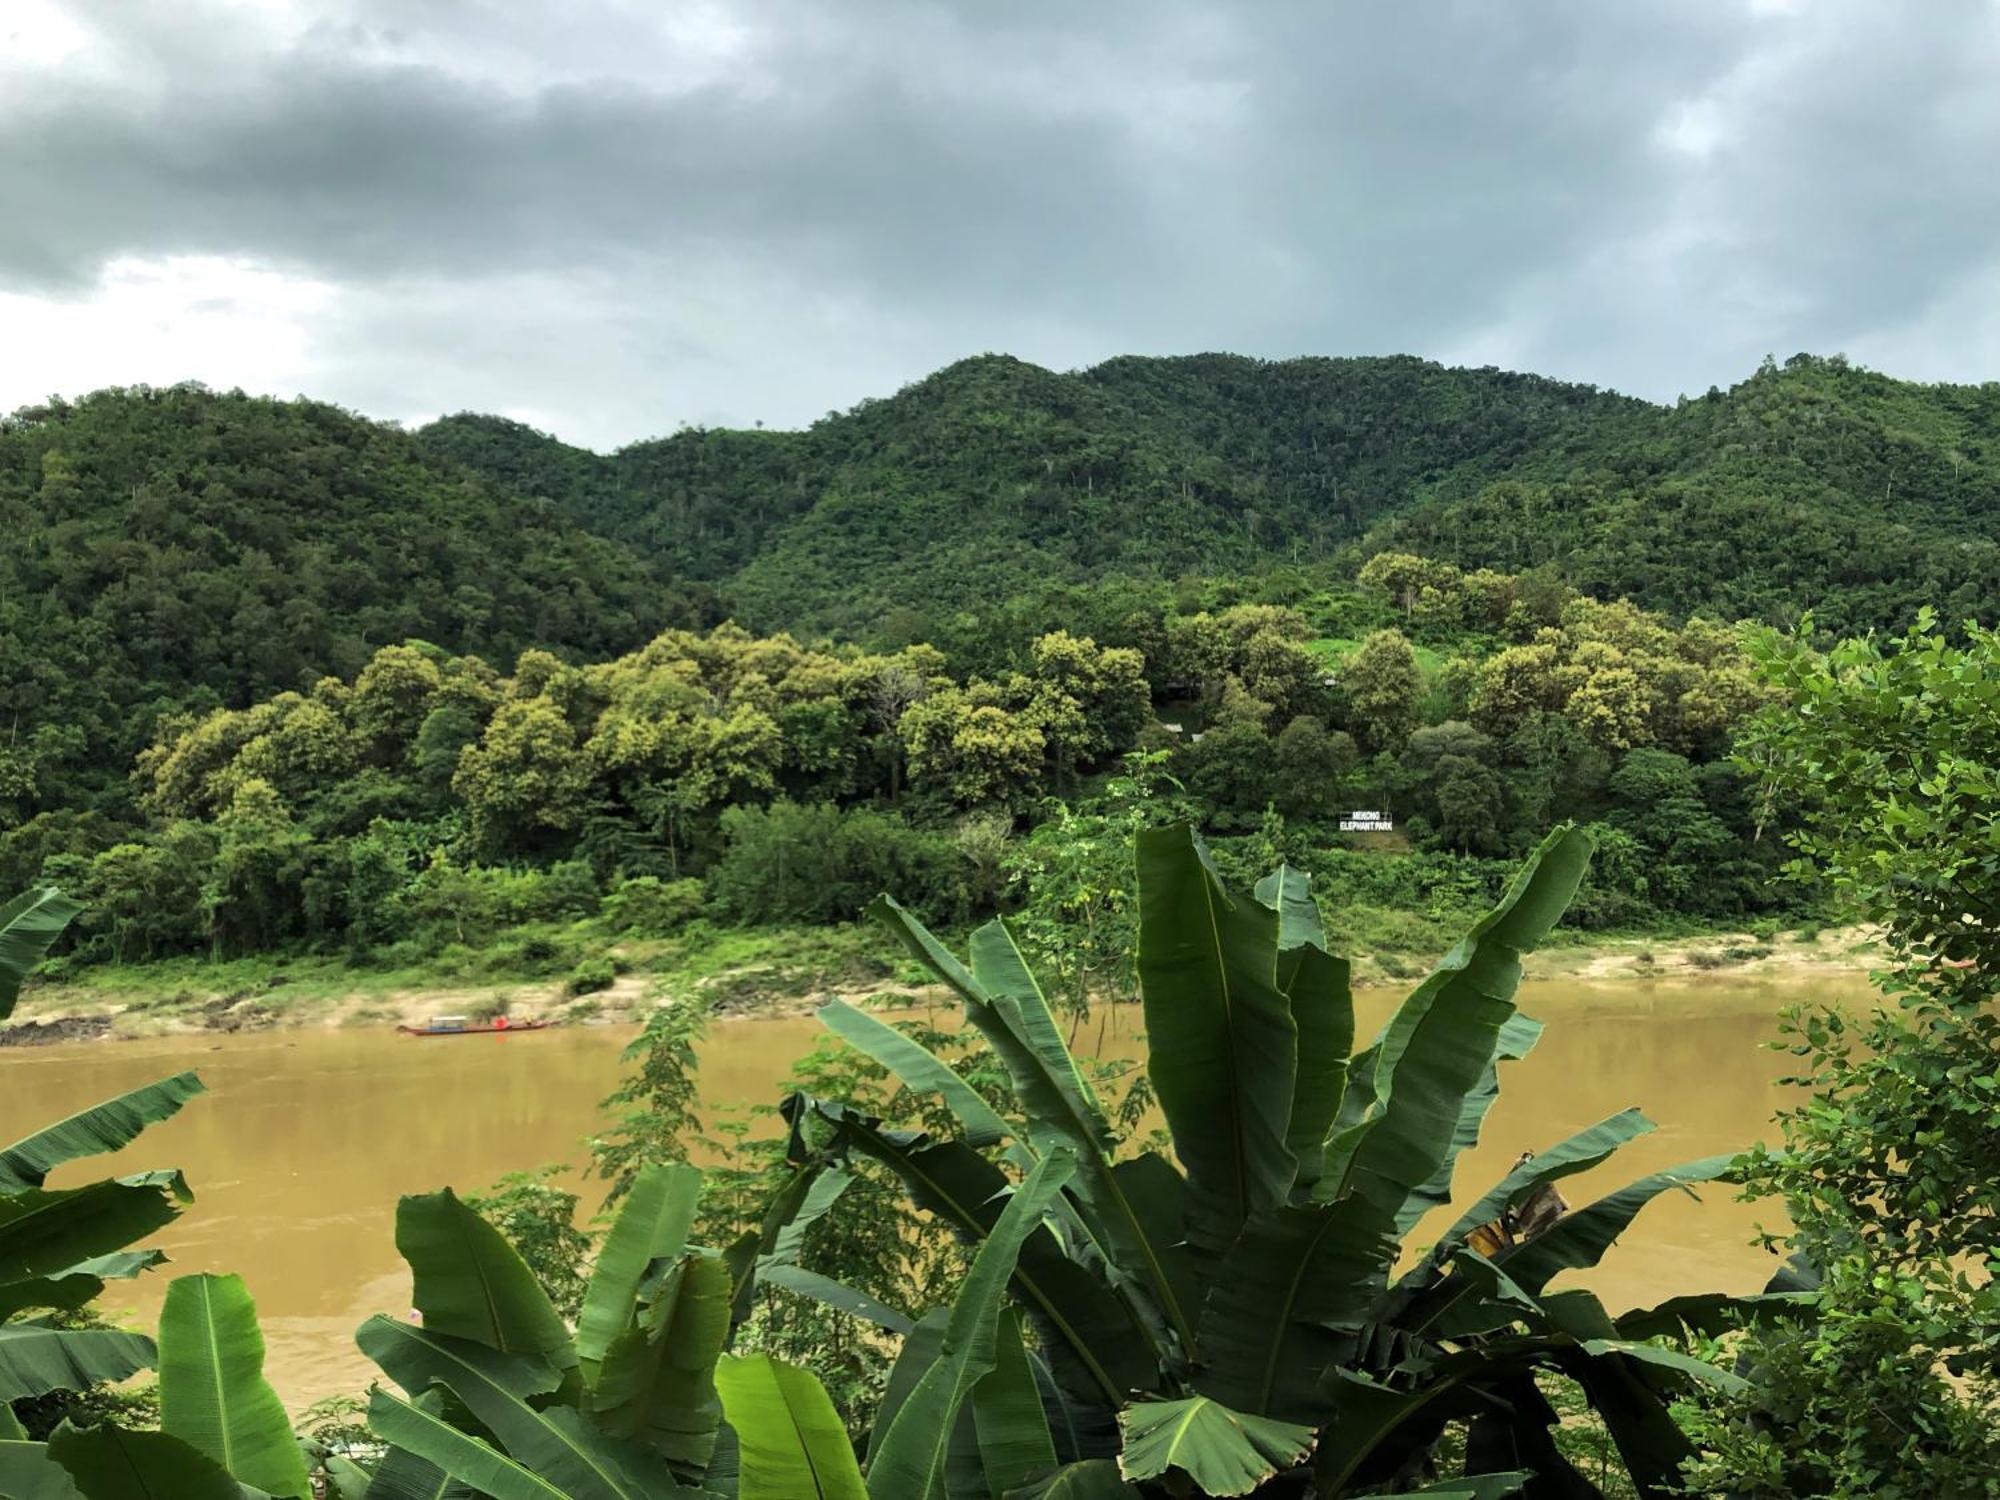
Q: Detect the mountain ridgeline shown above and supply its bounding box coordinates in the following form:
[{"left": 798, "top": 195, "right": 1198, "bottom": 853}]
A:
[{"left": 420, "top": 350, "right": 2000, "bottom": 640}]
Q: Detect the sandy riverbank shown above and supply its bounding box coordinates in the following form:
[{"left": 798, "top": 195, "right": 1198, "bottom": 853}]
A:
[{"left": 0, "top": 923, "right": 1879, "bottom": 1045}]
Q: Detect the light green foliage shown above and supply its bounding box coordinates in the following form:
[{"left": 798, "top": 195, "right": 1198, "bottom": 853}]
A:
[
  {"left": 156, "top": 1272, "right": 310, "bottom": 1497},
  {"left": 715, "top": 1354, "right": 867, "bottom": 1499},
  {"left": 455, "top": 696, "right": 596, "bottom": 852},
  {"left": 1117, "top": 1396, "right": 1315, "bottom": 1497},
  {"left": 1679, "top": 615, "right": 2000, "bottom": 1496},
  {"left": 900, "top": 685, "right": 1047, "bottom": 811},
  {"left": 1467, "top": 598, "right": 1771, "bottom": 756}
]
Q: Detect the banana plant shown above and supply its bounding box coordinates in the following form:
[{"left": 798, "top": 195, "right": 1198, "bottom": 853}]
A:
[
  {"left": 0, "top": 887, "right": 209, "bottom": 1472},
  {"left": 0, "top": 1270, "right": 310, "bottom": 1499},
  {"left": 777, "top": 824, "right": 1786, "bottom": 1497},
  {"left": 346, "top": 1160, "right": 874, "bottom": 1497}
]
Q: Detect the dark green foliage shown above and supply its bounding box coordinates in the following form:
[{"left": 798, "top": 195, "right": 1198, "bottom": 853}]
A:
[
  {"left": 17, "top": 350, "right": 1947, "bottom": 976},
  {"left": 0, "top": 384, "right": 705, "bottom": 846},
  {"left": 425, "top": 354, "right": 1633, "bottom": 653},
  {"left": 792, "top": 826, "right": 1762, "bottom": 1497},
  {"left": 419, "top": 352, "right": 1998, "bottom": 665},
  {"left": 710, "top": 802, "right": 980, "bottom": 928},
  {"left": 1372, "top": 354, "right": 2000, "bottom": 636}
]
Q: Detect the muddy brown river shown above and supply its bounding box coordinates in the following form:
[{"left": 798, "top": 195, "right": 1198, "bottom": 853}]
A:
[{"left": 0, "top": 976, "right": 1863, "bottom": 1410}]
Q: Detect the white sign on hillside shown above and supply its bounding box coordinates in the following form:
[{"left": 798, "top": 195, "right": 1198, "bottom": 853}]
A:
[{"left": 1338, "top": 810, "right": 1394, "bottom": 832}]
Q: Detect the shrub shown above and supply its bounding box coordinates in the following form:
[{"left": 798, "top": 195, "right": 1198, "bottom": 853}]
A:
[
  {"left": 709, "top": 801, "right": 978, "bottom": 927},
  {"left": 600, "top": 874, "right": 705, "bottom": 935},
  {"left": 485, "top": 931, "right": 578, "bottom": 977},
  {"left": 566, "top": 957, "right": 616, "bottom": 996}
]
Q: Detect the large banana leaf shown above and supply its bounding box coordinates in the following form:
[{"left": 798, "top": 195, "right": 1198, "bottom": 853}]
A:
[
  {"left": 1005, "top": 1460, "right": 1139, "bottom": 1498},
  {"left": 816, "top": 998, "right": 1011, "bottom": 1150},
  {"left": 963, "top": 921, "right": 1113, "bottom": 1156},
  {"left": 1276, "top": 946, "right": 1353, "bottom": 1195},
  {"left": 0, "top": 1322, "right": 155, "bottom": 1402},
  {"left": 395, "top": 1191, "right": 573, "bottom": 1367},
  {"left": 0, "top": 1251, "right": 168, "bottom": 1321},
  {"left": 866, "top": 1310, "right": 947, "bottom": 1471},
  {"left": 965, "top": 920, "right": 1194, "bottom": 1360},
  {"left": 1611, "top": 1288, "right": 1812, "bottom": 1342},
  {"left": 590, "top": 1254, "right": 731, "bottom": 1477},
  {"left": 1308, "top": 1367, "right": 1488, "bottom": 1495},
  {"left": 357, "top": 1318, "right": 681, "bottom": 1499},
  {"left": 0, "top": 889, "right": 82, "bottom": 1019},
  {"left": 1461, "top": 1376, "right": 1601, "bottom": 1500},
  {"left": 157, "top": 1273, "right": 310, "bottom": 1499},
  {"left": 0, "top": 1173, "right": 190, "bottom": 1285},
  {"left": 1405, "top": 1474, "right": 1532, "bottom": 1498},
  {"left": 1431, "top": 1108, "right": 1657, "bottom": 1262},
  {"left": 1116, "top": 1395, "right": 1314, "bottom": 1498},
  {"left": 1319, "top": 825, "right": 1591, "bottom": 1214},
  {"left": 0, "top": 1074, "right": 206, "bottom": 1192},
  {"left": 1256, "top": 860, "right": 1354, "bottom": 1193},
  {"left": 865, "top": 895, "right": 989, "bottom": 1008},
  {"left": 575, "top": 1163, "right": 701, "bottom": 1382},
  {"left": 723, "top": 1158, "right": 844, "bottom": 1324},
  {"left": 755, "top": 1264, "right": 914, "bottom": 1335},
  {"left": 360, "top": 1425, "right": 478, "bottom": 1500},
  {"left": 866, "top": 1149, "right": 1078, "bottom": 1500},
  {"left": 1497, "top": 1154, "right": 1738, "bottom": 1295},
  {"left": 1104, "top": 1155, "right": 1199, "bottom": 1342},
  {"left": 1254, "top": 865, "right": 1326, "bottom": 953},
  {"left": 1395, "top": 1014, "right": 1543, "bottom": 1237},
  {"left": 803, "top": 1099, "right": 1155, "bottom": 1407},
  {"left": 872, "top": 901, "right": 1194, "bottom": 1367},
  {"left": 755, "top": 1168, "right": 850, "bottom": 1271},
  {"left": 366, "top": 1389, "right": 567, "bottom": 1500},
  {"left": 712, "top": 1353, "right": 866, "bottom": 1500},
  {"left": 0, "top": 1437, "right": 85, "bottom": 1499},
  {"left": 1524, "top": 1295, "right": 1702, "bottom": 1500},
  {"left": 971, "top": 1309, "right": 1057, "bottom": 1497},
  {"left": 1134, "top": 826, "right": 1298, "bottom": 1257},
  {"left": 44, "top": 1422, "right": 246, "bottom": 1500},
  {"left": 1191, "top": 1199, "right": 1398, "bottom": 1422}
]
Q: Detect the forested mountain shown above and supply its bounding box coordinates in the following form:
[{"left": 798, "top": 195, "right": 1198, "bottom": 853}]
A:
[
  {"left": 8, "top": 350, "right": 1997, "bottom": 894},
  {"left": 0, "top": 385, "right": 709, "bottom": 833},
  {"left": 1372, "top": 354, "right": 2000, "bottom": 630},
  {"left": 421, "top": 353, "right": 1641, "bottom": 640},
  {"left": 422, "top": 350, "right": 2000, "bottom": 644}
]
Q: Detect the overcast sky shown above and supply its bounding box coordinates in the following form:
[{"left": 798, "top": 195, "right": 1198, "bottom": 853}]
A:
[{"left": 3, "top": 1, "right": 1997, "bottom": 449}]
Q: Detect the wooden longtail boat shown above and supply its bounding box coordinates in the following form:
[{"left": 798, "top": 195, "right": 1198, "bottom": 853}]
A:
[{"left": 395, "top": 1015, "right": 552, "bottom": 1037}]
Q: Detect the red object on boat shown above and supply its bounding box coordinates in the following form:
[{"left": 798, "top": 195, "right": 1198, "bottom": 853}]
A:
[{"left": 395, "top": 1016, "right": 552, "bottom": 1037}]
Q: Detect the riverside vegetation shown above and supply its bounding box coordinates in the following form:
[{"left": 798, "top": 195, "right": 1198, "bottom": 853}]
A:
[
  {"left": 1, "top": 615, "right": 1997, "bottom": 1494},
  {"left": 10, "top": 349, "right": 1999, "bottom": 1015},
  {"left": 15, "top": 562, "right": 1798, "bottom": 1027}
]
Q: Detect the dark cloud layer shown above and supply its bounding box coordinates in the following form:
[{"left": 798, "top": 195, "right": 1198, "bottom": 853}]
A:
[{"left": 3, "top": 0, "right": 1996, "bottom": 447}]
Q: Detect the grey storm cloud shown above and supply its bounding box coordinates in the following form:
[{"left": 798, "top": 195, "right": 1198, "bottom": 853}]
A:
[{"left": 3, "top": 0, "right": 1998, "bottom": 447}]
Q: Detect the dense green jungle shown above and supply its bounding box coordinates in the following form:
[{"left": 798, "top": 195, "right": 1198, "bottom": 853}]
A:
[
  {"left": 2, "top": 352, "right": 1999, "bottom": 1496},
  {"left": 17, "top": 348, "right": 2000, "bottom": 1007}
]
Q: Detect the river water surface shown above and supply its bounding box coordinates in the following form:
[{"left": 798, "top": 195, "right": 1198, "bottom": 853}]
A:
[{"left": 0, "top": 976, "right": 1862, "bottom": 1410}]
